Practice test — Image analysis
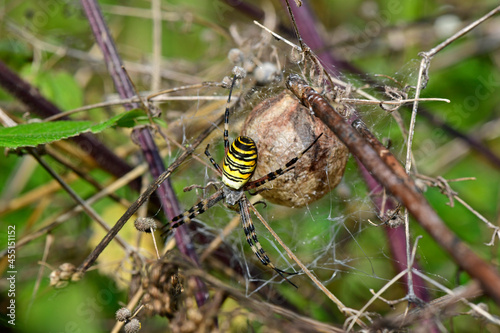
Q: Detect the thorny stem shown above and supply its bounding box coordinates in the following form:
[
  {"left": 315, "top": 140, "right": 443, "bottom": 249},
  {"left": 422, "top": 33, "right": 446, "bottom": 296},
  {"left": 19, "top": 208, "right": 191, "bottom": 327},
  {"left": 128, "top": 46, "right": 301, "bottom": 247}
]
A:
[
  {"left": 419, "top": 5, "right": 500, "bottom": 89},
  {"left": 403, "top": 4, "right": 500, "bottom": 306},
  {"left": 79, "top": 0, "right": 209, "bottom": 306},
  {"left": 287, "top": 75, "right": 500, "bottom": 307},
  {"left": 280, "top": 0, "right": 431, "bottom": 305}
]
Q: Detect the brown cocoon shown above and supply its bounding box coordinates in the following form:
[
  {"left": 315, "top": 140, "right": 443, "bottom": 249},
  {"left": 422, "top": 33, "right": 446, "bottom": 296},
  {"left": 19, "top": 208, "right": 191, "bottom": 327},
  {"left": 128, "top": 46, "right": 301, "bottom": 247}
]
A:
[{"left": 242, "top": 91, "right": 349, "bottom": 207}]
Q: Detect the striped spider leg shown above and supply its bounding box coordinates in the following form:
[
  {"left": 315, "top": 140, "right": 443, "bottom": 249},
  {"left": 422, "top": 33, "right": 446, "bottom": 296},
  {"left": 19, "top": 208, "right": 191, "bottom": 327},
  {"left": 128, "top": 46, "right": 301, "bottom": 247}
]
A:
[
  {"left": 238, "top": 195, "right": 298, "bottom": 288},
  {"left": 161, "top": 189, "right": 225, "bottom": 234},
  {"left": 243, "top": 133, "right": 323, "bottom": 191}
]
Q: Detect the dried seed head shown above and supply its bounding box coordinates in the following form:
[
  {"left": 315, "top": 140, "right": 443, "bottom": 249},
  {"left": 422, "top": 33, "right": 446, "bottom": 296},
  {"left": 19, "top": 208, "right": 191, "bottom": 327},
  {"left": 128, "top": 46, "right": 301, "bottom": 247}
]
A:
[
  {"left": 124, "top": 318, "right": 141, "bottom": 333},
  {"left": 142, "top": 259, "right": 183, "bottom": 318},
  {"left": 115, "top": 308, "right": 132, "bottom": 322},
  {"left": 241, "top": 91, "right": 349, "bottom": 207},
  {"left": 59, "top": 263, "right": 76, "bottom": 280},
  {"left": 221, "top": 76, "right": 232, "bottom": 88},
  {"left": 49, "top": 270, "right": 61, "bottom": 287},
  {"left": 50, "top": 263, "right": 77, "bottom": 288},
  {"left": 227, "top": 48, "right": 244, "bottom": 64},
  {"left": 71, "top": 271, "right": 83, "bottom": 282},
  {"left": 134, "top": 217, "right": 157, "bottom": 233},
  {"left": 232, "top": 66, "right": 246, "bottom": 80},
  {"left": 254, "top": 62, "right": 280, "bottom": 86}
]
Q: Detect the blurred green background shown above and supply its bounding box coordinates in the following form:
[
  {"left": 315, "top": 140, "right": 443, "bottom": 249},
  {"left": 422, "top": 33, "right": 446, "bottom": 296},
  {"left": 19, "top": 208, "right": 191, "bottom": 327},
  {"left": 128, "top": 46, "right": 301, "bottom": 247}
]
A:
[{"left": 1, "top": 0, "right": 500, "bottom": 331}]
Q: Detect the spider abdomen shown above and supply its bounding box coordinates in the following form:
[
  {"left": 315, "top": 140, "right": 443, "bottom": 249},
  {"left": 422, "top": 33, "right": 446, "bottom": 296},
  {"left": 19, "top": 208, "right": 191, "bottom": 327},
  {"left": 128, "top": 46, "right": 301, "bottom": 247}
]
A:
[{"left": 222, "top": 136, "right": 257, "bottom": 190}]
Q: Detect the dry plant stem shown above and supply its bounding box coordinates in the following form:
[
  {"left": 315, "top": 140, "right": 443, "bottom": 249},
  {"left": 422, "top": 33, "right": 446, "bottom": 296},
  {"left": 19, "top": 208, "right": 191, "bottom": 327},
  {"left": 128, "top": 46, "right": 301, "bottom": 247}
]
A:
[
  {"left": 412, "top": 270, "right": 500, "bottom": 325},
  {"left": 280, "top": 0, "right": 350, "bottom": 75},
  {"left": 0, "top": 60, "right": 141, "bottom": 192},
  {"left": 249, "top": 204, "right": 363, "bottom": 325},
  {"left": 29, "top": 148, "right": 131, "bottom": 251},
  {"left": 80, "top": 0, "right": 208, "bottom": 306},
  {"left": 0, "top": 163, "right": 147, "bottom": 258},
  {"left": 342, "top": 97, "right": 449, "bottom": 106},
  {"left": 45, "top": 94, "right": 226, "bottom": 121},
  {"left": 6, "top": 21, "right": 199, "bottom": 84},
  {"left": 150, "top": 0, "right": 162, "bottom": 93},
  {"left": 402, "top": 5, "right": 500, "bottom": 304},
  {"left": 287, "top": 75, "right": 500, "bottom": 306},
  {"left": 279, "top": 0, "right": 432, "bottom": 304},
  {"left": 357, "top": 163, "right": 429, "bottom": 302},
  {"left": 110, "top": 286, "right": 144, "bottom": 333},
  {"left": 44, "top": 147, "right": 124, "bottom": 204},
  {"left": 76, "top": 111, "right": 224, "bottom": 281},
  {"left": 407, "top": 4, "right": 500, "bottom": 170},
  {"left": 27, "top": 234, "right": 54, "bottom": 317},
  {"left": 178, "top": 263, "right": 345, "bottom": 333},
  {"left": 375, "top": 280, "right": 485, "bottom": 329},
  {"left": 454, "top": 195, "right": 500, "bottom": 246},
  {"left": 419, "top": 174, "right": 500, "bottom": 246},
  {"left": 346, "top": 236, "right": 422, "bottom": 331},
  {"left": 352, "top": 120, "right": 407, "bottom": 180},
  {"left": 420, "top": 5, "right": 500, "bottom": 88}
]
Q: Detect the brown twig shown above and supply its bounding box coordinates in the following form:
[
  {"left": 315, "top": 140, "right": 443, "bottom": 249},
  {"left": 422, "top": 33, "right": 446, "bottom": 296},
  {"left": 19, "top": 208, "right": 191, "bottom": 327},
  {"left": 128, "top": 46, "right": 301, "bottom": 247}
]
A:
[
  {"left": 286, "top": 74, "right": 500, "bottom": 306},
  {"left": 279, "top": 0, "right": 431, "bottom": 304}
]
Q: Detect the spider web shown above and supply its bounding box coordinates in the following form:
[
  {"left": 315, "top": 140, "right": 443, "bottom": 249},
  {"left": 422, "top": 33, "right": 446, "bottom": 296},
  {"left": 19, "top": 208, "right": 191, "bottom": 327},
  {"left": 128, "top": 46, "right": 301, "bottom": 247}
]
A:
[
  {"left": 160, "top": 46, "right": 424, "bottom": 304},
  {"left": 151, "top": 8, "right": 498, "bottom": 327}
]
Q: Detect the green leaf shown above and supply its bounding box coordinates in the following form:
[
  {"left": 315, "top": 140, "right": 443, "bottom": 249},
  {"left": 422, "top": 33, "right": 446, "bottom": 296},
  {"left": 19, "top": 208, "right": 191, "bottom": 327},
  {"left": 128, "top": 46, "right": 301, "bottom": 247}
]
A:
[{"left": 0, "top": 110, "right": 144, "bottom": 148}]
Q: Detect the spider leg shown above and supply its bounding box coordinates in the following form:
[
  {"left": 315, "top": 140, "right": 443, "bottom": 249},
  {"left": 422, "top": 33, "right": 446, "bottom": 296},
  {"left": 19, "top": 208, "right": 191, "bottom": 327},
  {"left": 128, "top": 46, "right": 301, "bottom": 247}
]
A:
[
  {"left": 239, "top": 196, "right": 298, "bottom": 288},
  {"left": 183, "top": 181, "right": 221, "bottom": 193},
  {"left": 244, "top": 133, "right": 323, "bottom": 190},
  {"left": 161, "top": 189, "right": 225, "bottom": 237},
  {"left": 224, "top": 74, "right": 238, "bottom": 156},
  {"left": 204, "top": 144, "right": 223, "bottom": 176}
]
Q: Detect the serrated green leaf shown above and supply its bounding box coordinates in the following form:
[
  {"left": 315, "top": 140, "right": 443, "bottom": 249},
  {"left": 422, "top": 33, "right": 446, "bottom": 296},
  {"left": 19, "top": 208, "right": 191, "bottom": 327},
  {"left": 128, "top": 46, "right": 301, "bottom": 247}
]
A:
[{"left": 0, "top": 110, "right": 143, "bottom": 148}]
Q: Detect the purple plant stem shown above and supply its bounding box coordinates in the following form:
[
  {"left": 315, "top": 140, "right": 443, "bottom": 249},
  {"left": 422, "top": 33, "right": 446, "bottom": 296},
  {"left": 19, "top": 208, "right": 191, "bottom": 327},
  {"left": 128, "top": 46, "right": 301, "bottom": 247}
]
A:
[
  {"left": 0, "top": 60, "right": 142, "bottom": 193},
  {"left": 358, "top": 162, "right": 428, "bottom": 298},
  {"left": 280, "top": 0, "right": 430, "bottom": 302},
  {"left": 80, "top": 0, "right": 208, "bottom": 306}
]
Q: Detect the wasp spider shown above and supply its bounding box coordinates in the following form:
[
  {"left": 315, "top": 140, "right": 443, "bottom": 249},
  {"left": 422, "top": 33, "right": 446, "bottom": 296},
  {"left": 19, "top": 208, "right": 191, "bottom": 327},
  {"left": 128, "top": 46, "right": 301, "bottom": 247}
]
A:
[{"left": 163, "top": 68, "right": 321, "bottom": 287}]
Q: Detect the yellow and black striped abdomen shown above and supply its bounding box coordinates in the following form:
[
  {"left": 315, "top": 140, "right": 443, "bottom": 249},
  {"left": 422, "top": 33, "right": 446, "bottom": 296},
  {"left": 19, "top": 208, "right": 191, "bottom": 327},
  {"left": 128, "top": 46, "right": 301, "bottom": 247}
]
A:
[{"left": 222, "top": 136, "right": 257, "bottom": 190}]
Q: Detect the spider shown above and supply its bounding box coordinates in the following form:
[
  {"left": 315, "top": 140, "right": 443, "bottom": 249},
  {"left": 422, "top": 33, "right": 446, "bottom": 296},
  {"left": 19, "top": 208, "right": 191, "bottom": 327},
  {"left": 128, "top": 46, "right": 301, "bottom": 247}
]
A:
[{"left": 162, "top": 67, "right": 322, "bottom": 287}]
